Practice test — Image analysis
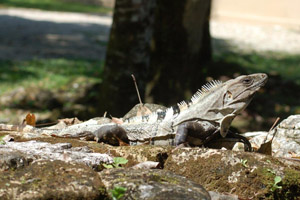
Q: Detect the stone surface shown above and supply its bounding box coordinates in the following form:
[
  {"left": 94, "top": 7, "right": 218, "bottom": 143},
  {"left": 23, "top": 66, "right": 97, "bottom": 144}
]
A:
[
  {"left": 0, "top": 160, "right": 107, "bottom": 200},
  {"left": 1, "top": 135, "right": 300, "bottom": 199},
  {"left": 0, "top": 148, "right": 31, "bottom": 171},
  {"left": 243, "top": 115, "right": 300, "bottom": 158},
  {"left": 164, "top": 148, "right": 300, "bottom": 199},
  {"left": 99, "top": 168, "right": 211, "bottom": 200},
  {"left": 1, "top": 140, "right": 113, "bottom": 169}
]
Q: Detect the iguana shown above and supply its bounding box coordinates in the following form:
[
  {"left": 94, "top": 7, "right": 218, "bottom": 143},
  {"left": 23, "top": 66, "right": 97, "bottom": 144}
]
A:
[
  {"left": 0, "top": 73, "right": 267, "bottom": 151},
  {"left": 94, "top": 73, "right": 268, "bottom": 151}
]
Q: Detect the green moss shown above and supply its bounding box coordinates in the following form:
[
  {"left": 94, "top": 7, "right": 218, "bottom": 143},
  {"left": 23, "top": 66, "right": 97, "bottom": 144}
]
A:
[
  {"left": 256, "top": 167, "right": 300, "bottom": 199},
  {"left": 277, "top": 168, "right": 300, "bottom": 199},
  {"left": 149, "top": 172, "right": 179, "bottom": 185}
]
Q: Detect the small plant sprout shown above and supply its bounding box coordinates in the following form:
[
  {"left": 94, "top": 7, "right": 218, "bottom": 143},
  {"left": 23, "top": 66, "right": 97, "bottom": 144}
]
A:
[
  {"left": 103, "top": 157, "right": 128, "bottom": 169},
  {"left": 110, "top": 186, "right": 127, "bottom": 200},
  {"left": 240, "top": 159, "right": 248, "bottom": 168},
  {"left": 271, "top": 176, "right": 282, "bottom": 192}
]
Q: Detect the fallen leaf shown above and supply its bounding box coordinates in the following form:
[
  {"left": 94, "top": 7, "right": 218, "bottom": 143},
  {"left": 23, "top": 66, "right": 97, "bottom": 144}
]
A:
[
  {"left": 136, "top": 104, "right": 152, "bottom": 116},
  {"left": 257, "top": 140, "right": 272, "bottom": 155},
  {"left": 58, "top": 117, "right": 82, "bottom": 126},
  {"left": 111, "top": 117, "right": 123, "bottom": 124},
  {"left": 289, "top": 152, "right": 300, "bottom": 159},
  {"left": 25, "top": 113, "right": 36, "bottom": 127},
  {"left": 258, "top": 118, "right": 279, "bottom": 155}
]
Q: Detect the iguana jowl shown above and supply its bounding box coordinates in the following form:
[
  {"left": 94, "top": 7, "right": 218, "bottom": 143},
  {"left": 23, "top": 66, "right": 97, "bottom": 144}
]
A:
[{"left": 95, "top": 73, "right": 268, "bottom": 150}]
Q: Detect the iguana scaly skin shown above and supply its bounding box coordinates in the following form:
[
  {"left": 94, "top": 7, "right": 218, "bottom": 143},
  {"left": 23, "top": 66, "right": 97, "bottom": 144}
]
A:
[
  {"left": 0, "top": 73, "right": 267, "bottom": 151},
  {"left": 94, "top": 73, "right": 268, "bottom": 150}
]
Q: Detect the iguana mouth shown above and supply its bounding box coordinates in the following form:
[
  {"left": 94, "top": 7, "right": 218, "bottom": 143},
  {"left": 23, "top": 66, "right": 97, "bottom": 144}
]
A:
[{"left": 249, "top": 74, "right": 268, "bottom": 90}]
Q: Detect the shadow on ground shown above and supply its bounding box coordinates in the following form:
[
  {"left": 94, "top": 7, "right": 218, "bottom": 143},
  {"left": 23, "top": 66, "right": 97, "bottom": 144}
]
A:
[{"left": 0, "top": 15, "right": 110, "bottom": 60}]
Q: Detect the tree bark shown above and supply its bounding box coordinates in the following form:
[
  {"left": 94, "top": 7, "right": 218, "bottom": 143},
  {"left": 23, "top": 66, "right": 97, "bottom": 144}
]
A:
[{"left": 100, "top": 0, "right": 212, "bottom": 116}]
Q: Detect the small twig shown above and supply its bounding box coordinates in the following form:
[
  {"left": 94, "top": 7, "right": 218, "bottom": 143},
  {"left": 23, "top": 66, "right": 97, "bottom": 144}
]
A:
[
  {"left": 264, "top": 117, "right": 280, "bottom": 143},
  {"left": 103, "top": 111, "right": 107, "bottom": 118},
  {"left": 35, "top": 121, "right": 58, "bottom": 127},
  {"left": 268, "top": 117, "right": 280, "bottom": 132},
  {"left": 131, "top": 74, "right": 143, "bottom": 105}
]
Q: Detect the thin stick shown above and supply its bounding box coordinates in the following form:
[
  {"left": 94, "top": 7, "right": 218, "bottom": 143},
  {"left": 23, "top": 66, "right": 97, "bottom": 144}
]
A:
[
  {"left": 35, "top": 121, "right": 58, "bottom": 127},
  {"left": 268, "top": 117, "right": 280, "bottom": 132},
  {"left": 264, "top": 117, "right": 280, "bottom": 143},
  {"left": 131, "top": 74, "right": 143, "bottom": 104}
]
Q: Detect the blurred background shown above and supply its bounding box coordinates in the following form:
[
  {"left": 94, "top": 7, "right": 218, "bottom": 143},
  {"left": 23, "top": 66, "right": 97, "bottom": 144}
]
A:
[{"left": 0, "top": 0, "right": 299, "bottom": 132}]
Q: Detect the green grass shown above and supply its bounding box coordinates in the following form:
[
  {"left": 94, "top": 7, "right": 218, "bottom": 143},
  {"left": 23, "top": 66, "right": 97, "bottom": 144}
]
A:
[
  {"left": 212, "top": 52, "right": 300, "bottom": 85},
  {"left": 0, "top": 58, "right": 104, "bottom": 95},
  {"left": 0, "top": 0, "right": 112, "bottom": 14}
]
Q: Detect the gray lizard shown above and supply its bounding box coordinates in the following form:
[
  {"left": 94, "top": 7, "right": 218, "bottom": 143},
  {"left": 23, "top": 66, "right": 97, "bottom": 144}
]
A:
[{"left": 94, "top": 73, "right": 268, "bottom": 151}]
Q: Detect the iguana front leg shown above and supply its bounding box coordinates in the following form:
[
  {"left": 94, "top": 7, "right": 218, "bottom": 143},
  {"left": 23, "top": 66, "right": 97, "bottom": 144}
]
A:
[
  {"left": 204, "top": 131, "right": 252, "bottom": 152},
  {"left": 175, "top": 122, "right": 252, "bottom": 151},
  {"left": 174, "top": 122, "right": 219, "bottom": 146},
  {"left": 226, "top": 131, "right": 252, "bottom": 151},
  {"left": 94, "top": 124, "right": 129, "bottom": 146}
]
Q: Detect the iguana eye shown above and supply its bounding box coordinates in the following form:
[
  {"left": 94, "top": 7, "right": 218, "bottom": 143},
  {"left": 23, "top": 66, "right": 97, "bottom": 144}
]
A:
[{"left": 242, "top": 78, "right": 252, "bottom": 85}]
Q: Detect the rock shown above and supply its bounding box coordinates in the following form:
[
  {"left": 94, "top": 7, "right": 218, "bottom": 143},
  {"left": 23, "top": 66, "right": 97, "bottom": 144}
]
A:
[
  {"left": 131, "top": 161, "right": 160, "bottom": 169},
  {"left": 0, "top": 148, "right": 32, "bottom": 171},
  {"left": 0, "top": 160, "right": 108, "bottom": 200},
  {"left": 90, "top": 144, "right": 171, "bottom": 167},
  {"left": 165, "top": 148, "right": 300, "bottom": 199},
  {"left": 1, "top": 140, "right": 113, "bottom": 169},
  {"left": 99, "top": 168, "right": 211, "bottom": 200},
  {"left": 3, "top": 118, "right": 113, "bottom": 140},
  {"left": 208, "top": 191, "right": 238, "bottom": 200},
  {"left": 242, "top": 115, "right": 300, "bottom": 158}
]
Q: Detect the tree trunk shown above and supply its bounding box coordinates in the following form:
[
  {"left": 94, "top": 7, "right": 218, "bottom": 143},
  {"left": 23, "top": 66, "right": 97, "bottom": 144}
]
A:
[{"left": 100, "top": 0, "right": 212, "bottom": 117}]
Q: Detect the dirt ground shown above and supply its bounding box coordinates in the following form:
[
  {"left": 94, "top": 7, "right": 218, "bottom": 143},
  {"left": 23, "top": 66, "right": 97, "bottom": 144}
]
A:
[{"left": 1, "top": 7, "right": 300, "bottom": 61}]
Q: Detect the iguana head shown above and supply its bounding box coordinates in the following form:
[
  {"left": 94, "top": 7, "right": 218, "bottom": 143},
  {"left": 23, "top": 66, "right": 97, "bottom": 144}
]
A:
[
  {"left": 218, "top": 73, "right": 268, "bottom": 137},
  {"left": 172, "top": 73, "right": 268, "bottom": 138},
  {"left": 222, "top": 73, "right": 268, "bottom": 114}
]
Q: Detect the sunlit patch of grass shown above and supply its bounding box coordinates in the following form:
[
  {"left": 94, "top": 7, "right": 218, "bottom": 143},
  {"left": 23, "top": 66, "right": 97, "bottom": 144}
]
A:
[
  {"left": 0, "top": 58, "right": 104, "bottom": 95},
  {"left": 212, "top": 51, "right": 300, "bottom": 85},
  {"left": 0, "top": 0, "right": 112, "bottom": 14}
]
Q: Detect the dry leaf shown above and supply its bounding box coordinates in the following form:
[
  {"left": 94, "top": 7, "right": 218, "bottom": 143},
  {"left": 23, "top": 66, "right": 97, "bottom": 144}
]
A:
[
  {"left": 58, "top": 117, "right": 82, "bottom": 126},
  {"left": 289, "top": 152, "right": 300, "bottom": 159},
  {"left": 257, "top": 118, "right": 280, "bottom": 155},
  {"left": 257, "top": 140, "right": 272, "bottom": 155},
  {"left": 136, "top": 104, "right": 152, "bottom": 117},
  {"left": 111, "top": 117, "right": 123, "bottom": 124},
  {"left": 25, "top": 113, "right": 36, "bottom": 127}
]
